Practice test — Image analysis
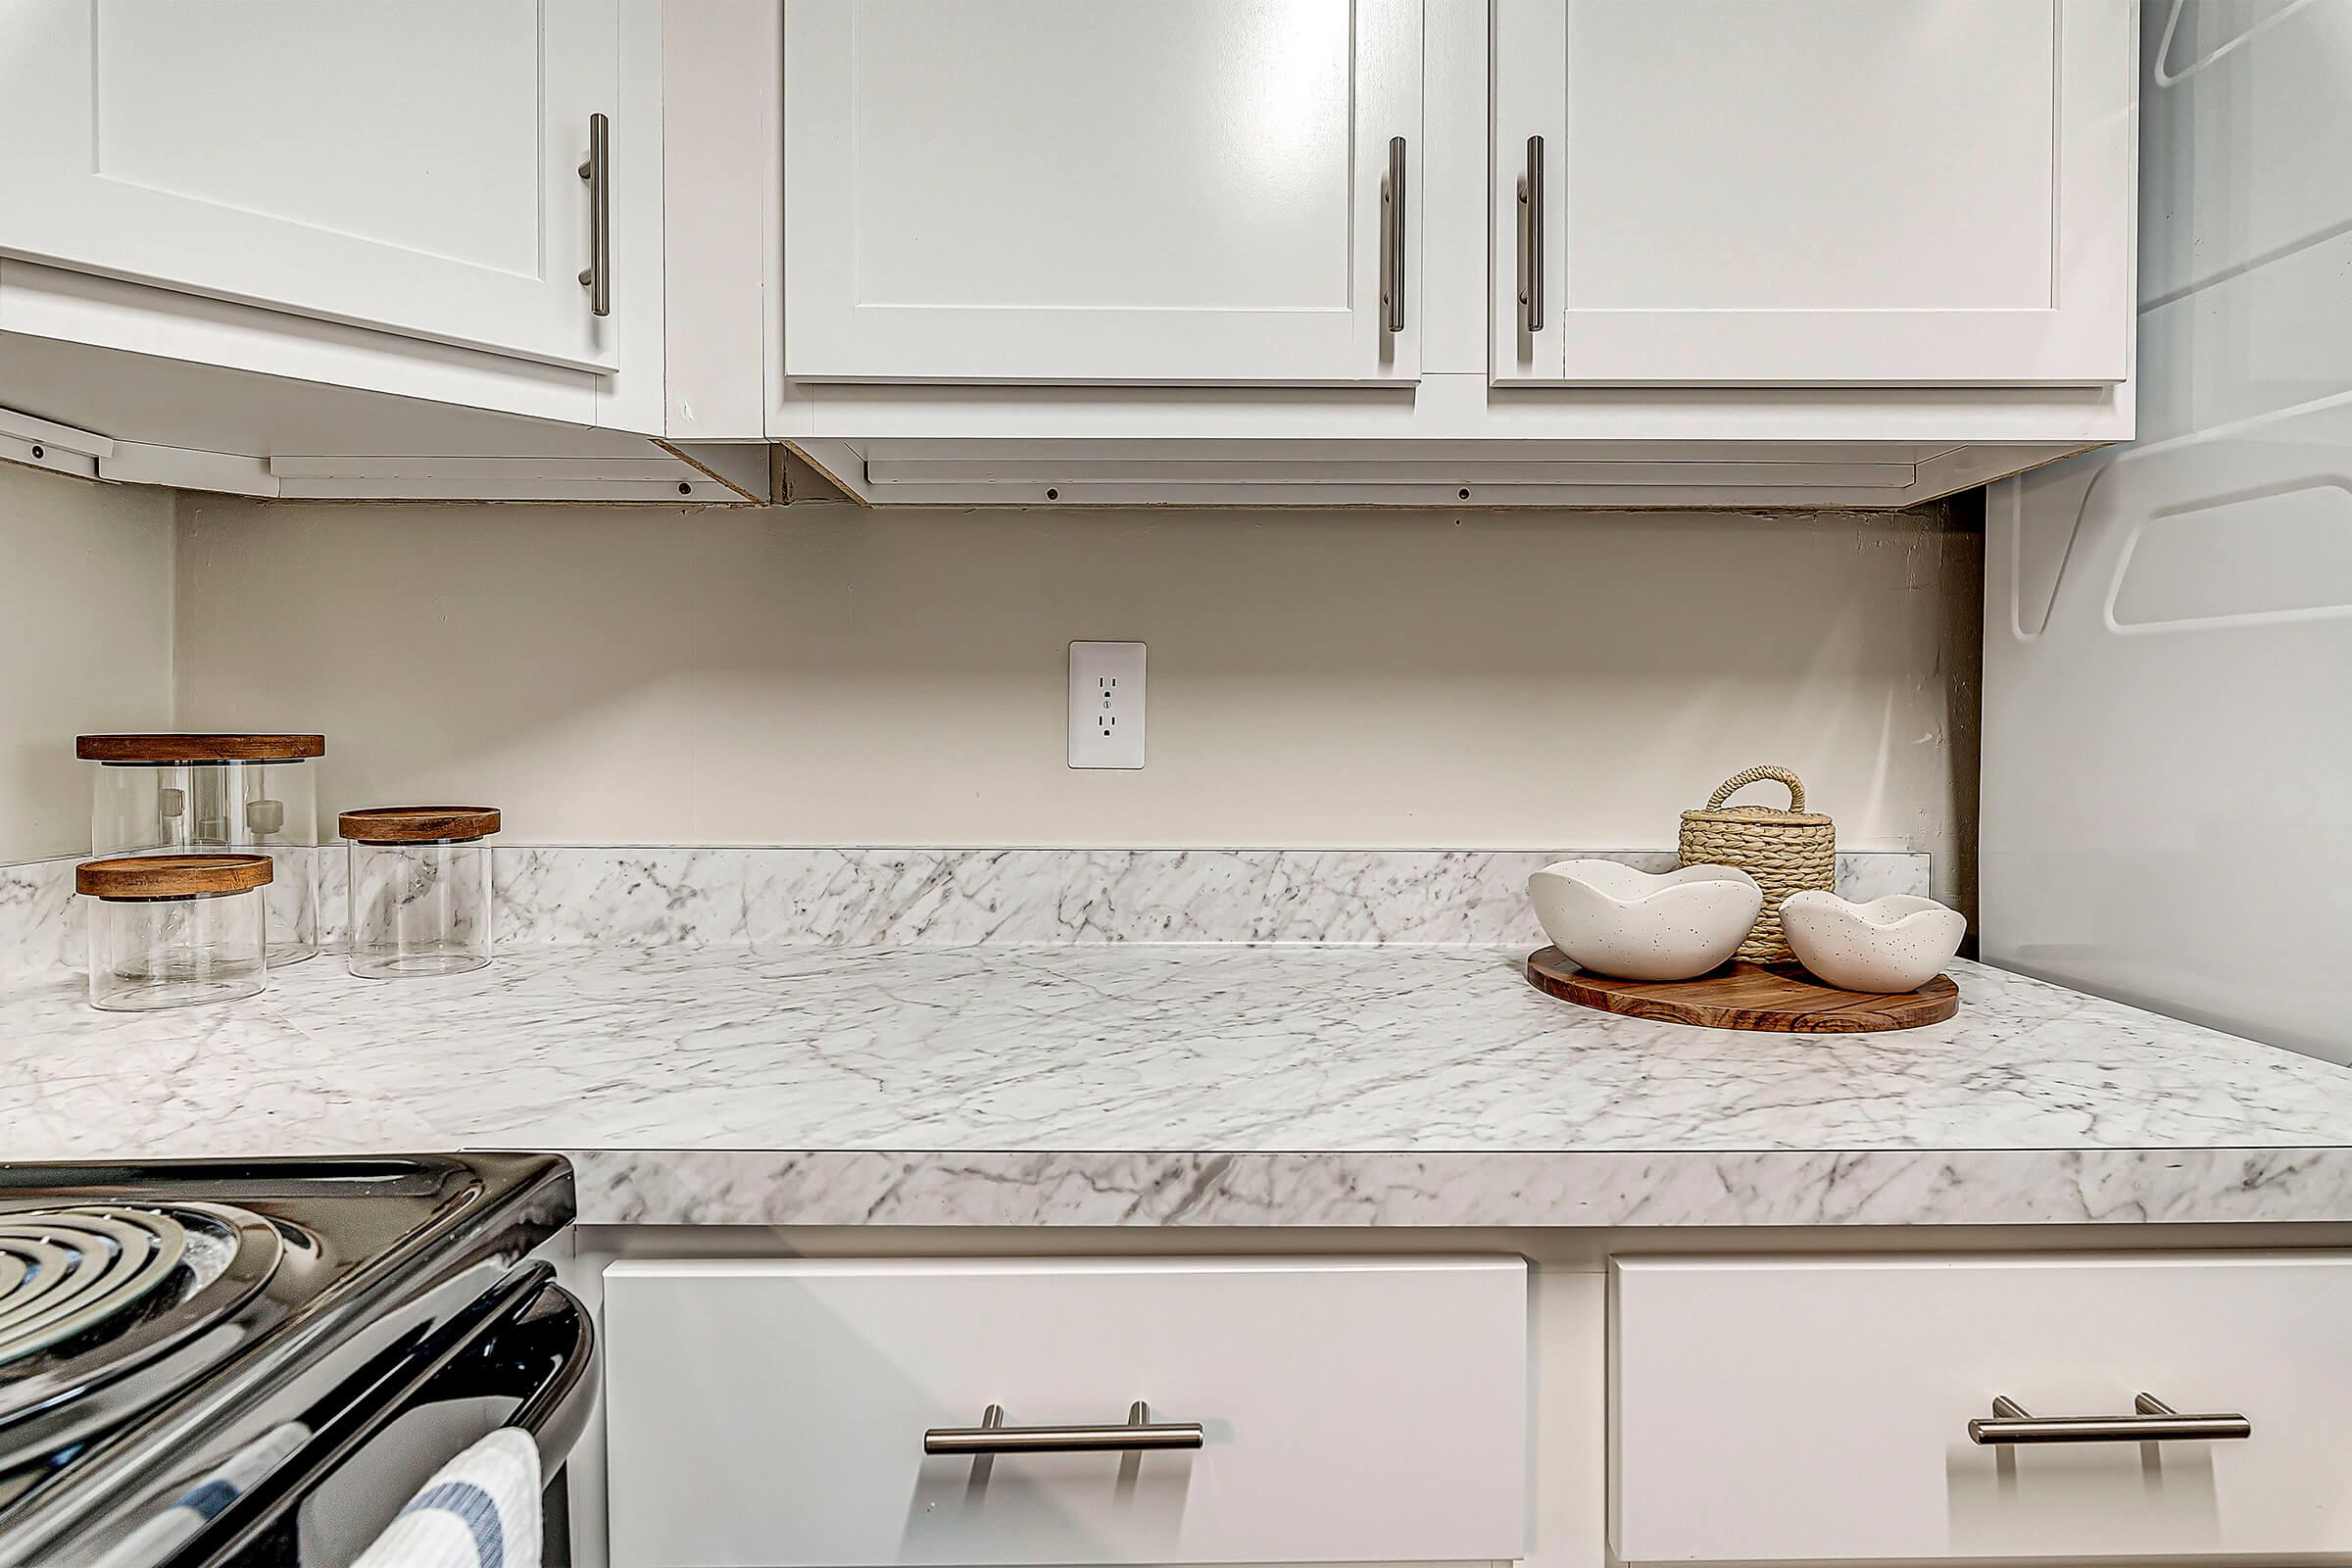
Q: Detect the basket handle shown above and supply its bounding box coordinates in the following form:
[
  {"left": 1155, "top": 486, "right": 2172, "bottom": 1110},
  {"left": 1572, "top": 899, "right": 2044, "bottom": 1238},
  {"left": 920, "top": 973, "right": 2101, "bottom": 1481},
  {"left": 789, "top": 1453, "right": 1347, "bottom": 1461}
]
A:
[{"left": 1707, "top": 765, "right": 1806, "bottom": 812}]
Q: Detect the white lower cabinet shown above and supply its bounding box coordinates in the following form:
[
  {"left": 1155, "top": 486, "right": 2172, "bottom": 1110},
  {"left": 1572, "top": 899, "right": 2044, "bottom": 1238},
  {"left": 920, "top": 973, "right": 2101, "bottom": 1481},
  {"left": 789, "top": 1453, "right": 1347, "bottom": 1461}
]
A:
[
  {"left": 602, "top": 1255, "right": 1528, "bottom": 1568},
  {"left": 1611, "top": 1253, "right": 2352, "bottom": 1564}
]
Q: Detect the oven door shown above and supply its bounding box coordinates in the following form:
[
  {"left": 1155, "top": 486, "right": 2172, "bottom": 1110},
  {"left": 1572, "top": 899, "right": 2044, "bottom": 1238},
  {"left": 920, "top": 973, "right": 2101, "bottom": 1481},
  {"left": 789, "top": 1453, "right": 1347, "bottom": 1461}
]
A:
[{"left": 165, "top": 1261, "right": 596, "bottom": 1568}]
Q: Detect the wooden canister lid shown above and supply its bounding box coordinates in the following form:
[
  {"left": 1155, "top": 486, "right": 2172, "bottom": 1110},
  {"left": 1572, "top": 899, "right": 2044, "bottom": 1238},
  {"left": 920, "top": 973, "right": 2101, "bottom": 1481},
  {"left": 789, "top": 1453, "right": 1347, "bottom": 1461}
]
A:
[
  {"left": 75, "top": 854, "right": 273, "bottom": 900},
  {"left": 338, "top": 807, "right": 502, "bottom": 844},
  {"left": 77, "top": 734, "right": 325, "bottom": 763}
]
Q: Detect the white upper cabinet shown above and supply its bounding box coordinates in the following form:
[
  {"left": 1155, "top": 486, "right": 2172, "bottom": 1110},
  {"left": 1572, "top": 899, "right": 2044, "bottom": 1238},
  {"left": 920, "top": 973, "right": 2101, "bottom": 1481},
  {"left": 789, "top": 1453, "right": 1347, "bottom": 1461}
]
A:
[
  {"left": 0, "top": 0, "right": 2142, "bottom": 503},
  {"left": 0, "top": 0, "right": 620, "bottom": 373},
  {"left": 1494, "top": 0, "right": 2136, "bottom": 386},
  {"left": 782, "top": 0, "right": 1423, "bottom": 384}
]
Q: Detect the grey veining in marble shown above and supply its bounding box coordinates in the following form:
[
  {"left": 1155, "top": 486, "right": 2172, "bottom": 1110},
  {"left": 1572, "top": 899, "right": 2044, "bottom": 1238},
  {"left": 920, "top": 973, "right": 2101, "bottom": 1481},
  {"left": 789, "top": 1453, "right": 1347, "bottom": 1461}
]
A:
[
  {"left": 483, "top": 846, "right": 1927, "bottom": 947},
  {"left": 474, "top": 846, "right": 1930, "bottom": 946},
  {"left": 0, "top": 858, "right": 79, "bottom": 983},
  {"left": 6, "top": 847, "right": 1930, "bottom": 967},
  {"left": 7, "top": 941, "right": 2351, "bottom": 1229}
]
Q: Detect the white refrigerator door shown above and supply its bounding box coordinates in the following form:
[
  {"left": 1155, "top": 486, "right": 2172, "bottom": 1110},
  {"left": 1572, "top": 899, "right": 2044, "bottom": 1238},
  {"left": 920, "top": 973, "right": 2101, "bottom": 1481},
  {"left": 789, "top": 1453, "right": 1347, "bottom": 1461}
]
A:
[{"left": 1981, "top": 0, "right": 2352, "bottom": 1062}]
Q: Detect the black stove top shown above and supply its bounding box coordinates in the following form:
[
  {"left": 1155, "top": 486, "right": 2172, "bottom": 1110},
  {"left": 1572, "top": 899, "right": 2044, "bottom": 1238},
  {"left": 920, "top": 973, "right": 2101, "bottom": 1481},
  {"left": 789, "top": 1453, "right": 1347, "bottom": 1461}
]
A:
[
  {"left": 0, "top": 1200, "right": 286, "bottom": 1472},
  {"left": 0, "top": 1155, "right": 573, "bottom": 1567}
]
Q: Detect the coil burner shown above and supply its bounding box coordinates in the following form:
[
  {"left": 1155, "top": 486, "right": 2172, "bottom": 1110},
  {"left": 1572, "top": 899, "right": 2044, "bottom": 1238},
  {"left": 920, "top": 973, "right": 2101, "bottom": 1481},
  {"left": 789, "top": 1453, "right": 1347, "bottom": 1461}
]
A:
[{"left": 0, "top": 1203, "right": 283, "bottom": 1463}]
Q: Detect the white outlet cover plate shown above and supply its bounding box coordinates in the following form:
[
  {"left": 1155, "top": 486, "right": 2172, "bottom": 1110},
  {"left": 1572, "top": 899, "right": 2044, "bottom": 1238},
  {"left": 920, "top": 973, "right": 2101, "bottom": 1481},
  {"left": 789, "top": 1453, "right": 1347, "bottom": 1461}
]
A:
[{"left": 1068, "top": 641, "right": 1145, "bottom": 769}]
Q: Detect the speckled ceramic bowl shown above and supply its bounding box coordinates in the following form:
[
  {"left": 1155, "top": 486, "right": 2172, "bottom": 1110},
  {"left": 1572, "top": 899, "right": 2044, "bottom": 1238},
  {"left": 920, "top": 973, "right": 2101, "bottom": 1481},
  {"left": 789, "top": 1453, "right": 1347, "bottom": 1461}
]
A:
[
  {"left": 1526, "top": 860, "right": 1762, "bottom": 983},
  {"left": 1780, "top": 891, "right": 1967, "bottom": 993}
]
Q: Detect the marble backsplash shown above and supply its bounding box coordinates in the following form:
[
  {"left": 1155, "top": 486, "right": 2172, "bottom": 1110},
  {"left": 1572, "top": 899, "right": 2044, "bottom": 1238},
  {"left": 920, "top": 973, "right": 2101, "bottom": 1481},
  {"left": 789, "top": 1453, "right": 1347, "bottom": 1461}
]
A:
[{"left": 0, "top": 845, "right": 1930, "bottom": 980}]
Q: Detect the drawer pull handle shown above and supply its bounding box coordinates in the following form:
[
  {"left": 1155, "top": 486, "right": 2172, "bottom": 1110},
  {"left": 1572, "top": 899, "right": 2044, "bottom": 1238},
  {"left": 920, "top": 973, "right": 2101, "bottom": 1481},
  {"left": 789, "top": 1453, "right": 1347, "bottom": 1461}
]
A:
[
  {"left": 924, "top": 1400, "right": 1204, "bottom": 1456},
  {"left": 1968, "top": 1393, "right": 2252, "bottom": 1446}
]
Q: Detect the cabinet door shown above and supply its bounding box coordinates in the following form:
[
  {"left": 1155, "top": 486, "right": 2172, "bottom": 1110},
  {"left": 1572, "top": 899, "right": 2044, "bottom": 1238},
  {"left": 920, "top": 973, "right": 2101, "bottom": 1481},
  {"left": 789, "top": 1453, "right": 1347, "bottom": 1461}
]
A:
[
  {"left": 1493, "top": 0, "right": 2134, "bottom": 386},
  {"left": 784, "top": 0, "right": 1421, "bottom": 384},
  {"left": 606, "top": 1256, "right": 1526, "bottom": 1567},
  {"left": 1615, "top": 1254, "right": 2352, "bottom": 1563},
  {"left": 0, "top": 1, "right": 618, "bottom": 372}
]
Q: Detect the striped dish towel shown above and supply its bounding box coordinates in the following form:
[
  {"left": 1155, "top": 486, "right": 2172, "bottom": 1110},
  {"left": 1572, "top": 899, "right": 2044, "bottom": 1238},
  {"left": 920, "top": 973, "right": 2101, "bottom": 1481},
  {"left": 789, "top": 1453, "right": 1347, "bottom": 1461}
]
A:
[{"left": 353, "top": 1427, "right": 542, "bottom": 1568}]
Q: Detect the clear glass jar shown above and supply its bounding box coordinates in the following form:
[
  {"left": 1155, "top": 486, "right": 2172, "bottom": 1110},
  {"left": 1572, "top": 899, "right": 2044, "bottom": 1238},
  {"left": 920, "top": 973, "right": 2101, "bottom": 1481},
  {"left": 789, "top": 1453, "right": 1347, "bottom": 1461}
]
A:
[
  {"left": 77, "top": 854, "right": 270, "bottom": 1012},
  {"left": 341, "top": 808, "right": 500, "bottom": 979},
  {"left": 79, "top": 735, "right": 323, "bottom": 967}
]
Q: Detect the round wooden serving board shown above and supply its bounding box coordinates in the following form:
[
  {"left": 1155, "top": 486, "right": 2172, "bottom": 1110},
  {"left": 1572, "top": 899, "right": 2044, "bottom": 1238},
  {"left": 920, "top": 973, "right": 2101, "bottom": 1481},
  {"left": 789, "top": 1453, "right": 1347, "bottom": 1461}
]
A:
[{"left": 1525, "top": 946, "right": 1958, "bottom": 1033}]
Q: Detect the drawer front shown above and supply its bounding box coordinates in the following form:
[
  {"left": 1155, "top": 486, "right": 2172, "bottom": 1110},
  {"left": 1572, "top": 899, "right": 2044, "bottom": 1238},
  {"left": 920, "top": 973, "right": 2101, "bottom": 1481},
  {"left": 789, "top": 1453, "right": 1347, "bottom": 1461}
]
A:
[
  {"left": 1612, "top": 1253, "right": 2352, "bottom": 1564},
  {"left": 606, "top": 1255, "right": 1527, "bottom": 1567}
]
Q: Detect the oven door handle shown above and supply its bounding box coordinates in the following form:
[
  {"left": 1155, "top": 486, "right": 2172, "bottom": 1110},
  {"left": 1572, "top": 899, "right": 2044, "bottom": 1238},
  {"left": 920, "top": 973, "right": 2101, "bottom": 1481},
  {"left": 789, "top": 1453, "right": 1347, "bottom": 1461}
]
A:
[
  {"left": 169, "top": 1260, "right": 596, "bottom": 1568},
  {"left": 491, "top": 1267, "right": 599, "bottom": 1471}
]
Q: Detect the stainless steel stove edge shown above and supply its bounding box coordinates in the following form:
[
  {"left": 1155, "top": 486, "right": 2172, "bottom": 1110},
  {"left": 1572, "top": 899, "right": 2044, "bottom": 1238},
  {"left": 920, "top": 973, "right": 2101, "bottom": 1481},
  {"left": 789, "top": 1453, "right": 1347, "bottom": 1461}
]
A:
[{"left": 0, "top": 1152, "right": 574, "bottom": 1567}]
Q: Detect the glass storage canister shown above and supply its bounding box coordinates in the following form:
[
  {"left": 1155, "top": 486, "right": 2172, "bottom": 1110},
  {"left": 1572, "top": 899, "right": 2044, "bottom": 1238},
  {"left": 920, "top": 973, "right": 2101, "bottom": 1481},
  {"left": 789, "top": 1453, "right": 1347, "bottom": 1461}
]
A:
[
  {"left": 77, "top": 853, "right": 271, "bottom": 1012},
  {"left": 77, "top": 733, "right": 323, "bottom": 967},
  {"left": 340, "top": 807, "right": 500, "bottom": 979}
]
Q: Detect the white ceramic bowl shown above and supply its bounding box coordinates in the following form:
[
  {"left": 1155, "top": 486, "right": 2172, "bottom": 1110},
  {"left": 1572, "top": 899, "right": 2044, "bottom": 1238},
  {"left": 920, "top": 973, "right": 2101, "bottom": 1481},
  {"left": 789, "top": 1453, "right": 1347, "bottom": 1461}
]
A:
[
  {"left": 1780, "top": 891, "right": 1967, "bottom": 993},
  {"left": 1526, "top": 860, "right": 1762, "bottom": 982}
]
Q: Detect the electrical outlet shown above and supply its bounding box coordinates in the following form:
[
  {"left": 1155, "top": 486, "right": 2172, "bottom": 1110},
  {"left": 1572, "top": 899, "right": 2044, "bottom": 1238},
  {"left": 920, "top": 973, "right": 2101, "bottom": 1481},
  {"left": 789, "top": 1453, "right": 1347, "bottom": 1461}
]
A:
[{"left": 1067, "top": 641, "right": 1145, "bottom": 769}]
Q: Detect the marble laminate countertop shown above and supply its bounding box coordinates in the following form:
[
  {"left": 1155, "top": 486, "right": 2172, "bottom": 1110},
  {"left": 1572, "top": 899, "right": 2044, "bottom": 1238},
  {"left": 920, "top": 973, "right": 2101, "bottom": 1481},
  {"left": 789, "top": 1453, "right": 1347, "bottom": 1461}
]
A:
[{"left": 8, "top": 945, "right": 2351, "bottom": 1229}]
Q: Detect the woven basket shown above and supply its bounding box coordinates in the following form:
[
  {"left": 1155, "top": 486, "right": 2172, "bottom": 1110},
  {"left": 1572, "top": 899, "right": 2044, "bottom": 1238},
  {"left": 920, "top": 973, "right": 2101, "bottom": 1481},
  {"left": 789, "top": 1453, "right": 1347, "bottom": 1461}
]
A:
[{"left": 1679, "top": 765, "right": 1835, "bottom": 963}]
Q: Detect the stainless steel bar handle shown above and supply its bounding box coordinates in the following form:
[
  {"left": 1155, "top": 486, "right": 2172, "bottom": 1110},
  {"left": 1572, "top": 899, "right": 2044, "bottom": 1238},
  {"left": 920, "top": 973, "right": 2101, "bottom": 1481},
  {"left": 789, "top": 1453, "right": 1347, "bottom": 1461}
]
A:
[
  {"left": 1380, "top": 135, "right": 1407, "bottom": 334},
  {"left": 1968, "top": 1392, "right": 2252, "bottom": 1446},
  {"left": 925, "top": 1400, "right": 1204, "bottom": 1455},
  {"left": 578, "top": 113, "right": 611, "bottom": 318},
  {"left": 1517, "top": 135, "right": 1544, "bottom": 333}
]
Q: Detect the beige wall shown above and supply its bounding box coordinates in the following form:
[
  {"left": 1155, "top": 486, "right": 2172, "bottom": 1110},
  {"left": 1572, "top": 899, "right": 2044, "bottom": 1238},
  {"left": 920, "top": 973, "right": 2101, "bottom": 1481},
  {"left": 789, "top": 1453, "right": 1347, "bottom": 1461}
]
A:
[
  {"left": 174, "top": 497, "right": 1981, "bottom": 905},
  {"left": 0, "top": 463, "right": 175, "bottom": 861}
]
